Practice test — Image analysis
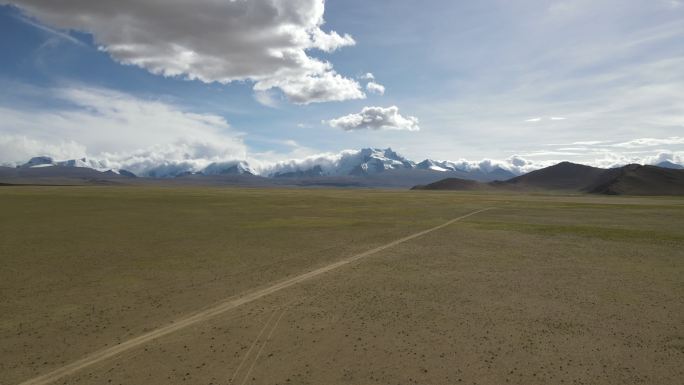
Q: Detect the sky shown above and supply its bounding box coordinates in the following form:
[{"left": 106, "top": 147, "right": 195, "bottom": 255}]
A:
[{"left": 0, "top": 0, "right": 683, "bottom": 172}]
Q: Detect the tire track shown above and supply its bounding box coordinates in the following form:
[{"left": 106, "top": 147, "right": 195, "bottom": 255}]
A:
[
  {"left": 239, "top": 306, "right": 288, "bottom": 385},
  {"left": 228, "top": 310, "right": 279, "bottom": 384}
]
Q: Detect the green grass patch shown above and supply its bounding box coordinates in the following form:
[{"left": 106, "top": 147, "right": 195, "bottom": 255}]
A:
[{"left": 465, "top": 220, "right": 684, "bottom": 244}]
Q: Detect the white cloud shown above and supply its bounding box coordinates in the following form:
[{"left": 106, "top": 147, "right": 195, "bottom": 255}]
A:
[
  {"left": 366, "top": 81, "right": 386, "bottom": 95},
  {"left": 525, "top": 116, "right": 567, "bottom": 122},
  {"left": 360, "top": 73, "right": 375, "bottom": 80},
  {"left": 6, "top": 0, "right": 364, "bottom": 104},
  {"left": 647, "top": 151, "right": 683, "bottom": 165},
  {"left": 253, "top": 69, "right": 365, "bottom": 104},
  {"left": 520, "top": 150, "right": 587, "bottom": 157},
  {"left": 259, "top": 148, "right": 410, "bottom": 176},
  {"left": 253, "top": 90, "right": 282, "bottom": 108},
  {"left": 328, "top": 106, "right": 420, "bottom": 131},
  {"left": 523, "top": 135, "right": 684, "bottom": 169},
  {"left": 101, "top": 140, "right": 248, "bottom": 177},
  {"left": 0, "top": 86, "right": 247, "bottom": 174},
  {"left": 428, "top": 156, "right": 545, "bottom": 175},
  {"left": 0, "top": 135, "right": 86, "bottom": 166},
  {"left": 396, "top": 1, "right": 684, "bottom": 163},
  {"left": 610, "top": 136, "right": 684, "bottom": 148},
  {"left": 572, "top": 141, "right": 607, "bottom": 145},
  {"left": 587, "top": 150, "right": 684, "bottom": 169},
  {"left": 435, "top": 150, "right": 683, "bottom": 174}
]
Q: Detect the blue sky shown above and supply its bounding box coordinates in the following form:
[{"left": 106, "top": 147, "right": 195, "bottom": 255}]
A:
[{"left": 0, "top": 0, "right": 683, "bottom": 171}]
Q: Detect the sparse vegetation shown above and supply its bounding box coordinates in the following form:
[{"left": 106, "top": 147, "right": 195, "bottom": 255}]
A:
[{"left": 1, "top": 187, "right": 682, "bottom": 384}]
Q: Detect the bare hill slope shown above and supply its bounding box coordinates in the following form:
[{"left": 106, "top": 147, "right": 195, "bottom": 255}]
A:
[{"left": 414, "top": 163, "right": 684, "bottom": 195}]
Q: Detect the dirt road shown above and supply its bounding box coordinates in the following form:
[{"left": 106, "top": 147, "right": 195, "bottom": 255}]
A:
[{"left": 17, "top": 208, "right": 493, "bottom": 385}]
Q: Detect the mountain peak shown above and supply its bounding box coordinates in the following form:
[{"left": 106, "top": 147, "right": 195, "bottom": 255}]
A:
[
  {"left": 507, "top": 161, "right": 605, "bottom": 189},
  {"left": 203, "top": 160, "right": 254, "bottom": 176},
  {"left": 657, "top": 160, "right": 684, "bottom": 170}
]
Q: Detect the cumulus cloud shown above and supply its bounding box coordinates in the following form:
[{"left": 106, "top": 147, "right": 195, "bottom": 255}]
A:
[
  {"left": 5, "top": 0, "right": 365, "bottom": 104},
  {"left": 260, "top": 150, "right": 353, "bottom": 176},
  {"left": 647, "top": 151, "right": 683, "bottom": 165},
  {"left": 328, "top": 106, "right": 420, "bottom": 131},
  {"left": 0, "top": 135, "right": 86, "bottom": 166},
  {"left": 101, "top": 140, "right": 249, "bottom": 177},
  {"left": 429, "top": 156, "right": 547, "bottom": 176},
  {"left": 360, "top": 73, "right": 375, "bottom": 80},
  {"left": 0, "top": 86, "right": 247, "bottom": 175},
  {"left": 254, "top": 69, "right": 365, "bottom": 104},
  {"left": 588, "top": 150, "right": 684, "bottom": 169},
  {"left": 366, "top": 81, "right": 386, "bottom": 95},
  {"left": 522, "top": 135, "right": 684, "bottom": 170}
]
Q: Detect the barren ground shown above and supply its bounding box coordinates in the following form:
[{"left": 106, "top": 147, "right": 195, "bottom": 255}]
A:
[{"left": 1, "top": 187, "right": 682, "bottom": 384}]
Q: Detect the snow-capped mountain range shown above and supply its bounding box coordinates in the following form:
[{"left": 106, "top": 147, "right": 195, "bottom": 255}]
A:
[
  {"left": 21, "top": 156, "right": 108, "bottom": 170},
  {"left": 12, "top": 148, "right": 523, "bottom": 181},
  {"left": 9, "top": 147, "right": 684, "bottom": 181}
]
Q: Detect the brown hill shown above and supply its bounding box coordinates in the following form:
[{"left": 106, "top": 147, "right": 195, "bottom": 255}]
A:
[
  {"left": 413, "top": 162, "right": 684, "bottom": 196},
  {"left": 505, "top": 162, "right": 607, "bottom": 190},
  {"left": 411, "top": 178, "right": 484, "bottom": 191},
  {"left": 588, "top": 164, "right": 684, "bottom": 195}
]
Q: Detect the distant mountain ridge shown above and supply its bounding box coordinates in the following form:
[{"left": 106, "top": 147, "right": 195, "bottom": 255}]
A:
[
  {"left": 0, "top": 163, "right": 133, "bottom": 185},
  {"left": 5, "top": 151, "right": 683, "bottom": 192},
  {"left": 9, "top": 148, "right": 523, "bottom": 182},
  {"left": 413, "top": 162, "right": 684, "bottom": 195}
]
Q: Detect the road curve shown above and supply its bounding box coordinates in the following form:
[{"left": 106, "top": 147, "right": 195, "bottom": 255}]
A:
[{"left": 18, "top": 208, "right": 494, "bottom": 385}]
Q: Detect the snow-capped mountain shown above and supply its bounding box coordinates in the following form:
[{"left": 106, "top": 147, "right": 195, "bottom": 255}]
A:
[
  {"left": 265, "top": 148, "right": 419, "bottom": 178},
  {"left": 20, "top": 156, "right": 55, "bottom": 168},
  {"left": 416, "top": 159, "right": 516, "bottom": 178},
  {"left": 341, "top": 148, "right": 415, "bottom": 176},
  {"left": 19, "top": 156, "right": 121, "bottom": 173},
  {"left": 266, "top": 148, "right": 519, "bottom": 181},
  {"left": 414, "top": 158, "right": 517, "bottom": 181},
  {"left": 273, "top": 165, "right": 325, "bottom": 178},
  {"left": 15, "top": 156, "right": 256, "bottom": 178},
  {"left": 141, "top": 160, "right": 255, "bottom": 178},
  {"left": 416, "top": 159, "right": 452, "bottom": 172},
  {"left": 202, "top": 161, "right": 255, "bottom": 176}
]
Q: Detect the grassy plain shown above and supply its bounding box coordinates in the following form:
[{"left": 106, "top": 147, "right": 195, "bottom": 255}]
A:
[{"left": 0, "top": 186, "right": 682, "bottom": 384}]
